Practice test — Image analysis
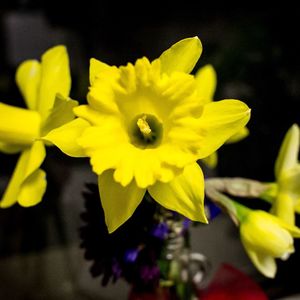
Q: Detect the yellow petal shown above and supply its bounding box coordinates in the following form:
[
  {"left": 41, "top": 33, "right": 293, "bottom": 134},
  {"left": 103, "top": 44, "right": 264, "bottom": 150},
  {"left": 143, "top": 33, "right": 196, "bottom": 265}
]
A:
[
  {"left": 18, "top": 169, "right": 46, "bottom": 207},
  {"left": 201, "top": 151, "right": 218, "bottom": 169},
  {"left": 98, "top": 170, "right": 146, "bottom": 233},
  {"left": 24, "top": 140, "right": 46, "bottom": 178},
  {"left": 15, "top": 60, "right": 41, "bottom": 110},
  {"left": 77, "top": 121, "right": 128, "bottom": 153},
  {"left": 0, "top": 142, "right": 23, "bottom": 154},
  {"left": 78, "top": 122, "right": 129, "bottom": 177},
  {"left": 243, "top": 246, "right": 277, "bottom": 278},
  {"left": 133, "top": 149, "right": 167, "bottom": 188},
  {"left": 271, "top": 215, "right": 300, "bottom": 238},
  {"left": 226, "top": 126, "right": 249, "bottom": 144},
  {"left": 37, "top": 45, "right": 71, "bottom": 120},
  {"left": 159, "top": 37, "right": 202, "bottom": 75},
  {"left": 42, "top": 118, "right": 90, "bottom": 157},
  {"left": 0, "top": 103, "right": 41, "bottom": 145},
  {"left": 89, "top": 58, "right": 114, "bottom": 85},
  {"left": 113, "top": 146, "right": 140, "bottom": 186},
  {"left": 74, "top": 105, "right": 115, "bottom": 126},
  {"left": 148, "top": 162, "right": 208, "bottom": 223},
  {"left": 242, "top": 210, "right": 294, "bottom": 256},
  {"left": 196, "top": 100, "right": 251, "bottom": 159},
  {"left": 41, "top": 93, "right": 78, "bottom": 136},
  {"left": 279, "top": 165, "right": 300, "bottom": 194},
  {"left": 195, "top": 64, "right": 216, "bottom": 104},
  {"left": 294, "top": 201, "right": 300, "bottom": 214},
  {"left": 0, "top": 141, "right": 45, "bottom": 208},
  {"left": 272, "top": 192, "right": 295, "bottom": 225},
  {"left": 275, "top": 124, "right": 299, "bottom": 180},
  {"left": 88, "top": 79, "right": 120, "bottom": 114},
  {"left": 0, "top": 150, "right": 29, "bottom": 208},
  {"left": 90, "top": 147, "right": 123, "bottom": 176},
  {"left": 157, "top": 144, "right": 196, "bottom": 170},
  {"left": 256, "top": 210, "right": 300, "bottom": 238}
]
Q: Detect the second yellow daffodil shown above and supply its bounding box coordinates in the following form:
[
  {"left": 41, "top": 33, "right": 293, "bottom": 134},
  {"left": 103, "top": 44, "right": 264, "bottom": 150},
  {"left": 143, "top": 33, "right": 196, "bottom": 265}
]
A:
[{"left": 0, "top": 45, "right": 77, "bottom": 208}]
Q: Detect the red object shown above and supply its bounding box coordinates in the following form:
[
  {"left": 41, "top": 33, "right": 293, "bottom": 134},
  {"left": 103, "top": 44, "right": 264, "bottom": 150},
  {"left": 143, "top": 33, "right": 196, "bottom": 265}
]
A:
[
  {"left": 197, "top": 263, "right": 268, "bottom": 300},
  {"left": 128, "top": 287, "right": 177, "bottom": 300}
]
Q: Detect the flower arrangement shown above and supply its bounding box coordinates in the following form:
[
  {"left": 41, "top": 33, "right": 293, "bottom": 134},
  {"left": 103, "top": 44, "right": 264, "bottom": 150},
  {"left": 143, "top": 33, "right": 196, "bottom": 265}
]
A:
[{"left": 0, "top": 36, "right": 299, "bottom": 299}]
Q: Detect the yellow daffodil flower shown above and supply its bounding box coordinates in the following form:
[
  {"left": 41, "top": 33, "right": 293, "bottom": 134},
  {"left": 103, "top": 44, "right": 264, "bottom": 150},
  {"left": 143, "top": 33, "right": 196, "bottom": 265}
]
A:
[
  {"left": 240, "top": 209, "right": 300, "bottom": 278},
  {"left": 271, "top": 124, "right": 300, "bottom": 225},
  {"left": 195, "top": 64, "right": 249, "bottom": 168},
  {"left": 204, "top": 181, "right": 300, "bottom": 278},
  {"left": 44, "top": 37, "right": 250, "bottom": 233},
  {"left": 0, "top": 45, "right": 76, "bottom": 208}
]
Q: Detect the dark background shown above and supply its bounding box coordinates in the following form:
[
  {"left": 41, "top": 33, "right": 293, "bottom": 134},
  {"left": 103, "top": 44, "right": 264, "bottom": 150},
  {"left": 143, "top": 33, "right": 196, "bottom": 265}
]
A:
[
  {"left": 1, "top": 4, "right": 300, "bottom": 180},
  {"left": 0, "top": 3, "right": 300, "bottom": 299}
]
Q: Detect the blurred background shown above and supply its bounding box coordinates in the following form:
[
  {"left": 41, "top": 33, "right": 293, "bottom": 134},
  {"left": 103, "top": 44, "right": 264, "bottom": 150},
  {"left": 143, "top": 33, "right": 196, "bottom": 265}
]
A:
[{"left": 1, "top": 3, "right": 300, "bottom": 299}]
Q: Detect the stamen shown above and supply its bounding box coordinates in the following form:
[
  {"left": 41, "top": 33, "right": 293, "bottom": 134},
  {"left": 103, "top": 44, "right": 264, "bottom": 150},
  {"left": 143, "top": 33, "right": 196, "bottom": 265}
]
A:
[
  {"left": 130, "top": 113, "right": 162, "bottom": 148},
  {"left": 137, "top": 115, "right": 152, "bottom": 137}
]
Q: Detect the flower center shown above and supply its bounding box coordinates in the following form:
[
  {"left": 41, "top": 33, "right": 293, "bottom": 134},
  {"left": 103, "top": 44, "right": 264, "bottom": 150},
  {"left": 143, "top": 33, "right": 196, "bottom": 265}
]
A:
[
  {"left": 130, "top": 114, "right": 163, "bottom": 148},
  {"left": 137, "top": 116, "right": 152, "bottom": 138}
]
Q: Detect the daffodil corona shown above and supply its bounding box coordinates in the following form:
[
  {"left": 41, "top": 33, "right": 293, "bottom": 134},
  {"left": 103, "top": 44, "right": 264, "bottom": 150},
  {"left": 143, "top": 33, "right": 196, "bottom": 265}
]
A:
[
  {"left": 0, "top": 46, "right": 76, "bottom": 208},
  {"left": 45, "top": 37, "right": 251, "bottom": 233}
]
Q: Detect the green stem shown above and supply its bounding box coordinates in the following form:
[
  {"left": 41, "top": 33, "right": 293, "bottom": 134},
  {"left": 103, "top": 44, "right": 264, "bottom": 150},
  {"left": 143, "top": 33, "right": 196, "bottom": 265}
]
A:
[
  {"left": 231, "top": 199, "right": 252, "bottom": 223},
  {"left": 205, "top": 178, "right": 257, "bottom": 224}
]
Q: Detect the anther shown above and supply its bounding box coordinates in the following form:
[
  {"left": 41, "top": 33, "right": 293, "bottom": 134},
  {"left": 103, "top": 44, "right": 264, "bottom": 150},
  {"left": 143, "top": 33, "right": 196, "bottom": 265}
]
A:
[{"left": 137, "top": 115, "right": 152, "bottom": 137}]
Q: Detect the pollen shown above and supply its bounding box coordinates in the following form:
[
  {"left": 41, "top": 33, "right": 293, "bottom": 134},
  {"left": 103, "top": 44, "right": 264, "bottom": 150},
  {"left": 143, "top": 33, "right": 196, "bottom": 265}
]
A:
[{"left": 137, "top": 115, "right": 152, "bottom": 137}]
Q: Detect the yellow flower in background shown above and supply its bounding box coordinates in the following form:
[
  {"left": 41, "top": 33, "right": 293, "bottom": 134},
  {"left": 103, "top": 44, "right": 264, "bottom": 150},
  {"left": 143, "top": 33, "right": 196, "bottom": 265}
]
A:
[
  {"left": 240, "top": 210, "right": 300, "bottom": 278},
  {"left": 44, "top": 37, "right": 250, "bottom": 233},
  {"left": 195, "top": 64, "right": 249, "bottom": 168},
  {"left": 271, "top": 124, "right": 300, "bottom": 225},
  {"left": 0, "top": 45, "right": 77, "bottom": 208}
]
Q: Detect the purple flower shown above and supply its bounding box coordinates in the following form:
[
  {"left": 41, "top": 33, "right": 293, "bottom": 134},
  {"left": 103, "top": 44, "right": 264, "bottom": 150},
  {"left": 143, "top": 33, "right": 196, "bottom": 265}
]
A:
[
  {"left": 151, "top": 222, "right": 169, "bottom": 239},
  {"left": 124, "top": 248, "right": 140, "bottom": 263},
  {"left": 140, "top": 265, "right": 161, "bottom": 282},
  {"left": 182, "top": 218, "right": 191, "bottom": 231},
  {"left": 112, "top": 259, "right": 122, "bottom": 279},
  {"left": 205, "top": 200, "right": 221, "bottom": 220}
]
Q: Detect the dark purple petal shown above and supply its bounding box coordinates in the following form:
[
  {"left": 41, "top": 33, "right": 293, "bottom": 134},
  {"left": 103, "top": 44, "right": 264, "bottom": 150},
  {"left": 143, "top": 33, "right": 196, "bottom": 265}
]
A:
[
  {"left": 205, "top": 200, "right": 221, "bottom": 220},
  {"left": 112, "top": 259, "right": 122, "bottom": 279},
  {"left": 182, "top": 218, "right": 191, "bottom": 231},
  {"left": 150, "top": 222, "right": 169, "bottom": 239},
  {"left": 140, "top": 265, "right": 161, "bottom": 282},
  {"left": 124, "top": 248, "right": 140, "bottom": 263}
]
